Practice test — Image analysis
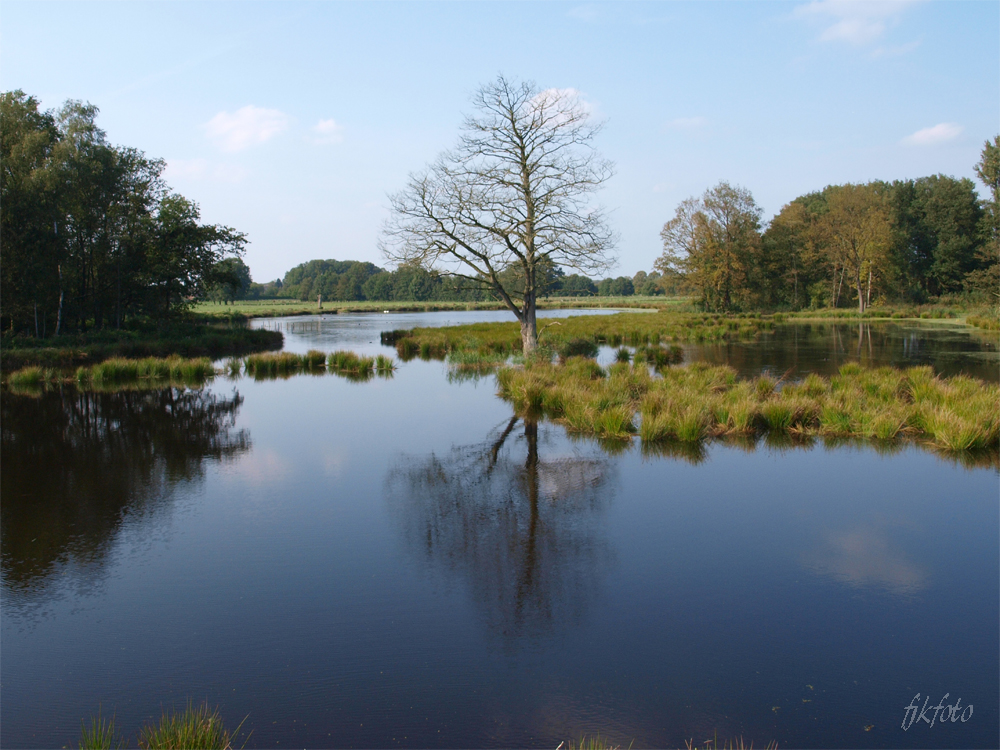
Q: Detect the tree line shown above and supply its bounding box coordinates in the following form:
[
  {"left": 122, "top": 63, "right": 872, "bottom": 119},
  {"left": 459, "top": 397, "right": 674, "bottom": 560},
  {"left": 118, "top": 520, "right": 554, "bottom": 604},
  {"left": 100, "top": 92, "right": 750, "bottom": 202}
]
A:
[
  {"left": 240, "top": 258, "right": 665, "bottom": 303},
  {"left": 1, "top": 91, "right": 247, "bottom": 336},
  {"left": 657, "top": 138, "right": 999, "bottom": 313}
]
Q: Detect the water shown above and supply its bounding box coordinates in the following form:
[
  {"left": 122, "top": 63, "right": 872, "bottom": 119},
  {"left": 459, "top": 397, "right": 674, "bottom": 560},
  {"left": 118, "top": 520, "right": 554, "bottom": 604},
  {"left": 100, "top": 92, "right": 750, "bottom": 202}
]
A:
[{"left": 2, "top": 312, "right": 997, "bottom": 748}]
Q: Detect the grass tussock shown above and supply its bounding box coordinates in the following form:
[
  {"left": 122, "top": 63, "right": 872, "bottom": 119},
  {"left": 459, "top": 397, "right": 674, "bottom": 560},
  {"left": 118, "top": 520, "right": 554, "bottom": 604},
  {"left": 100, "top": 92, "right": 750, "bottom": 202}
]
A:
[
  {"left": 79, "top": 702, "right": 247, "bottom": 750},
  {"left": 495, "top": 359, "right": 998, "bottom": 456},
  {"left": 79, "top": 709, "right": 125, "bottom": 750},
  {"left": 447, "top": 349, "right": 507, "bottom": 371}
]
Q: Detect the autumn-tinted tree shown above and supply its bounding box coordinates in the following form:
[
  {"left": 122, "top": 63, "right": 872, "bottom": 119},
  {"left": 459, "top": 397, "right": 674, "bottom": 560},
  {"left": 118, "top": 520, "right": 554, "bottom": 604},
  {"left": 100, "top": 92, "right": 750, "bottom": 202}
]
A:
[{"left": 657, "top": 182, "right": 763, "bottom": 312}]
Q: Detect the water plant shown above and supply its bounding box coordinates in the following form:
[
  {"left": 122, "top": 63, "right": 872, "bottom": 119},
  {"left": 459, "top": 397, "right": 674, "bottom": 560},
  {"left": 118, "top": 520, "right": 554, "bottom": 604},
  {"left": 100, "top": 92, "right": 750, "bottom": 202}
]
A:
[
  {"left": 375, "top": 354, "right": 397, "bottom": 374},
  {"left": 137, "top": 702, "right": 243, "bottom": 750},
  {"left": 493, "top": 359, "right": 999, "bottom": 456},
  {"left": 79, "top": 708, "right": 124, "bottom": 750},
  {"left": 447, "top": 350, "right": 507, "bottom": 371}
]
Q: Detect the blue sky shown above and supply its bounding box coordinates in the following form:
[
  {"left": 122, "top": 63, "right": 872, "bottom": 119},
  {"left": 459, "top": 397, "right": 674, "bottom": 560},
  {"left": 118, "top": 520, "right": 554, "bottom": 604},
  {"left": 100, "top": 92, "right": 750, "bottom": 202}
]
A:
[{"left": 2, "top": 1, "right": 997, "bottom": 283}]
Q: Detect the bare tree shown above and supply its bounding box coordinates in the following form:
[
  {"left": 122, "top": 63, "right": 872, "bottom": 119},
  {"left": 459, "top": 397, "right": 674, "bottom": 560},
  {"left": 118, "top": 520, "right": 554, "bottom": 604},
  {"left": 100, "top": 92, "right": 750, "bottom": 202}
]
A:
[{"left": 381, "top": 76, "right": 617, "bottom": 354}]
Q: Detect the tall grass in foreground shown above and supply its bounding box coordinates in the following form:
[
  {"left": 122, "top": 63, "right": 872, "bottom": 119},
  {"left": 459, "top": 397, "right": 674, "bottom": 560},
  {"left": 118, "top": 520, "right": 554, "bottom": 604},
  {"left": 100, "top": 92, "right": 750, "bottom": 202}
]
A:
[
  {"left": 139, "top": 702, "right": 244, "bottom": 749},
  {"left": 79, "top": 702, "right": 247, "bottom": 750},
  {"left": 496, "top": 360, "right": 999, "bottom": 456},
  {"left": 684, "top": 737, "right": 778, "bottom": 750},
  {"left": 79, "top": 709, "right": 124, "bottom": 750}
]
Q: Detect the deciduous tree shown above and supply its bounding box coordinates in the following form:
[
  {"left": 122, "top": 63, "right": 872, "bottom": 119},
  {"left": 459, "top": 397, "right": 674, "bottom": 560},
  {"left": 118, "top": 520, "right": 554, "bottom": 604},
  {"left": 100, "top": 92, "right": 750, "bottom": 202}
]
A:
[{"left": 382, "top": 76, "right": 616, "bottom": 354}]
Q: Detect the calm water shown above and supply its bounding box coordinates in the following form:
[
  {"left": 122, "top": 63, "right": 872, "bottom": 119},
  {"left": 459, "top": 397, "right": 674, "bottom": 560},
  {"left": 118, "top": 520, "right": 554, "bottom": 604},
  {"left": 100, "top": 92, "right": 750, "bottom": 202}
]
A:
[{"left": 2, "top": 312, "right": 997, "bottom": 748}]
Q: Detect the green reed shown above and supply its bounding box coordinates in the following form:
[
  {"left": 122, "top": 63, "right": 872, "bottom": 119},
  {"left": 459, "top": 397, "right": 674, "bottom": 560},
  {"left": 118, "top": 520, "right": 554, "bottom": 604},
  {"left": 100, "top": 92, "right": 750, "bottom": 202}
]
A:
[{"left": 495, "top": 360, "right": 999, "bottom": 454}]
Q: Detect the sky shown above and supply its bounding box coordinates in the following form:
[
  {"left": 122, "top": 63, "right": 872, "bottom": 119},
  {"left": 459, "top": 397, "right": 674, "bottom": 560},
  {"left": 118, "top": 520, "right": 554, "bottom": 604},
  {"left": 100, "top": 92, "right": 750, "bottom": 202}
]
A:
[{"left": 2, "top": 1, "right": 997, "bottom": 283}]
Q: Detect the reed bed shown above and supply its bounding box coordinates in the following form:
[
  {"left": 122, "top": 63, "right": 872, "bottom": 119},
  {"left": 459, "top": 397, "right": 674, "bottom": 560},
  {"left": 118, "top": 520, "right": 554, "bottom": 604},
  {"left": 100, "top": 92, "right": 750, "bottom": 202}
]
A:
[
  {"left": 446, "top": 349, "right": 508, "bottom": 371},
  {"left": 4, "top": 356, "right": 217, "bottom": 391},
  {"left": 386, "top": 311, "right": 764, "bottom": 361},
  {"left": 5, "top": 350, "right": 397, "bottom": 390},
  {"left": 496, "top": 360, "right": 999, "bottom": 454}
]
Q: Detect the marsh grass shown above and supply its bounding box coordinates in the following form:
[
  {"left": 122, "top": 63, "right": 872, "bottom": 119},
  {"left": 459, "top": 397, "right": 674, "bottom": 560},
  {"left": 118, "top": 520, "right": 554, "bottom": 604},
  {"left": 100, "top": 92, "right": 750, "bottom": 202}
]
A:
[
  {"left": 79, "top": 708, "right": 125, "bottom": 750},
  {"left": 557, "top": 734, "right": 627, "bottom": 750},
  {"left": 385, "top": 311, "right": 762, "bottom": 364},
  {"left": 684, "top": 737, "right": 778, "bottom": 750},
  {"left": 5, "top": 357, "right": 216, "bottom": 391},
  {"left": 495, "top": 360, "right": 998, "bottom": 457},
  {"left": 1, "top": 322, "right": 282, "bottom": 373},
  {"left": 7, "top": 365, "right": 57, "bottom": 389},
  {"left": 447, "top": 350, "right": 507, "bottom": 371},
  {"left": 244, "top": 351, "right": 305, "bottom": 378},
  {"left": 137, "top": 702, "right": 243, "bottom": 750}
]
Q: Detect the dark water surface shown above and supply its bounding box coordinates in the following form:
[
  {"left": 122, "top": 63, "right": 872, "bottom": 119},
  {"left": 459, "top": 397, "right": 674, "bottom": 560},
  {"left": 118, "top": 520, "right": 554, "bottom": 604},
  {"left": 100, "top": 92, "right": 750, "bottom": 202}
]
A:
[{"left": 2, "top": 312, "right": 997, "bottom": 748}]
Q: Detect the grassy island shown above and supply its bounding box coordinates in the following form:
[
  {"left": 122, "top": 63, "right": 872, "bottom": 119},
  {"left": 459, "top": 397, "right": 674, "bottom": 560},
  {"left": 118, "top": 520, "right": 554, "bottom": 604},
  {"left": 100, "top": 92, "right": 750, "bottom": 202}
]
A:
[
  {"left": 0, "top": 318, "right": 283, "bottom": 374},
  {"left": 385, "top": 311, "right": 765, "bottom": 360},
  {"left": 496, "top": 359, "right": 999, "bottom": 455}
]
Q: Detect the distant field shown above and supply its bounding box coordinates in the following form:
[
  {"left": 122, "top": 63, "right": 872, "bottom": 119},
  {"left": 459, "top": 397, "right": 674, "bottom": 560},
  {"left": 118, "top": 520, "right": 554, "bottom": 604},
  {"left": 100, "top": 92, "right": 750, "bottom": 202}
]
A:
[{"left": 192, "top": 296, "right": 691, "bottom": 318}]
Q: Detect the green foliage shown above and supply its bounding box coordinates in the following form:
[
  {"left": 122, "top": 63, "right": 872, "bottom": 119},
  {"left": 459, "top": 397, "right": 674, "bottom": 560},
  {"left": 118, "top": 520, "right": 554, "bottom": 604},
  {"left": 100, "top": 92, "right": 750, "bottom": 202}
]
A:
[
  {"left": 597, "top": 276, "right": 635, "bottom": 296},
  {"left": 658, "top": 182, "right": 764, "bottom": 312},
  {"left": 1, "top": 90, "right": 246, "bottom": 336}
]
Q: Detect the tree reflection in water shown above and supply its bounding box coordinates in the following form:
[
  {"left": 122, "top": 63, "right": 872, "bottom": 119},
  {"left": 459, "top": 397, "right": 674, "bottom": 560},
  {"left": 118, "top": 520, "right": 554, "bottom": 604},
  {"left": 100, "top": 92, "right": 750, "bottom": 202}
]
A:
[
  {"left": 1, "top": 386, "right": 249, "bottom": 603},
  {"left": 387, "top": 416, "right": 616, "bottom": 643}
]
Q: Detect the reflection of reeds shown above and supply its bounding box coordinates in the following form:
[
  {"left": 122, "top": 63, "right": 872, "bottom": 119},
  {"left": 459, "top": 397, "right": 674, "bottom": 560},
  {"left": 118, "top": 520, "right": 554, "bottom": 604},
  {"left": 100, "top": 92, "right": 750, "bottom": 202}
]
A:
[{"left": 495, "top": 359, "right": 999, "bottom": 459}]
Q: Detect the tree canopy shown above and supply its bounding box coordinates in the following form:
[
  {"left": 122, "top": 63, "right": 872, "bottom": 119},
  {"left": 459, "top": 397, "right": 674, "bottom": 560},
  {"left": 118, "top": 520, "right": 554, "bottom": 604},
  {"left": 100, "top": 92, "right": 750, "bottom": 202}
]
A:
[
  {"left": 658, "top": 140, "right": 998, "bottom": 312},
  {"left": 1, "top": 90, "right": 245, "bottom": 335}
]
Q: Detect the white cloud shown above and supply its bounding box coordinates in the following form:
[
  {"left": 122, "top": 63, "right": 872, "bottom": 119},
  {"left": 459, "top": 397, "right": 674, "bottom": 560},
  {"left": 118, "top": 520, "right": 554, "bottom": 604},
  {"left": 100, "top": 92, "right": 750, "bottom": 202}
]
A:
[
  {"left": 531, "top": 87, "right": 598, "bottom": 123},
  {"left": 312, "top": 118, "right": 345, "bottom": 145},
  {"left": 666, "top": 116, "right": 707, "bottom": 131},
  {"left": 901, "top": 122, "right": 963, "bottom": 147},
  {"left": 204, "top": 105, "right": 290, "bottom": 152},
  {"left": 794, "top": 0, "right": 921, "bottom": 45},
  {"left": 164, "top": 158, "right": 249, "bottom": 183}
]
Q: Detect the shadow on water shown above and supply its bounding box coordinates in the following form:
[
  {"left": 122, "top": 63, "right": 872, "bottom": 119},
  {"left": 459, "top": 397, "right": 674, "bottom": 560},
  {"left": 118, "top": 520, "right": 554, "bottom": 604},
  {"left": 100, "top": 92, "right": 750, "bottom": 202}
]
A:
[
  {"left": 387, "top": 416, "right": 616, "bottom": 645},
  {"left": 1, "top": 386, "right": 250, "bottom": 604}
]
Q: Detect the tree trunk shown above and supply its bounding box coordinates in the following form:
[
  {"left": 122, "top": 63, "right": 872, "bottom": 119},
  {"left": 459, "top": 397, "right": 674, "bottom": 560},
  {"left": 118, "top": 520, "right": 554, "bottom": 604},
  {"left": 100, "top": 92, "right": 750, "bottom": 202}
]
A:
[
  {"left": 520, "top": 292, "right": 538, "bottom": 355},
  {"left": 856, "top": 267, "right": 865, "bottom": 314},
  {"left": 55, "top": 265, "right": 64, "bottom": 336}
]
